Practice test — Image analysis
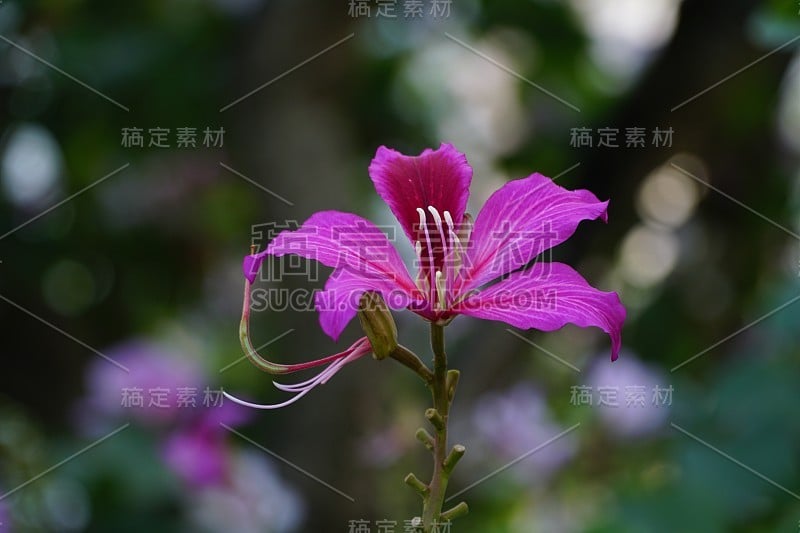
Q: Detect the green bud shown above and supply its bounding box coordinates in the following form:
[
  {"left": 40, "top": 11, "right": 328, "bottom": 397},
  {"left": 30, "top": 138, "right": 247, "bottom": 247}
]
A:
[
  {"left": 441, "top": 502, "right": 469, "bottom": 522},
  {"left": 403, "top": 472, "right": 430, "bottom": 497},
  {"left": 357, "top": 292, "right": 398, "bottom": 361}
]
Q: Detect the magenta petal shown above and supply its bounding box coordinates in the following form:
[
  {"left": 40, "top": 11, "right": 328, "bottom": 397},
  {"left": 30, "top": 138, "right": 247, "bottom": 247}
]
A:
[
  {"left": 243, "top": 254, "right": 263, "bottom": 283},
  {"left": 462, "top": 173, "right": 609, "bottom": 292},
  {"left": 266, "top": 210, "right": 417, "bottom": 292},
  {"left": 457, "top": 262, "right": 625, "bottom": 361},
  {"left": 264, "top": 210, "right": 418, "bottom": 340},
  {"left": 368, "top": 143, "right": 472, "bottom": 241},
  {"left": 315, "top": 267, "right": 415, "bottom": 340}
]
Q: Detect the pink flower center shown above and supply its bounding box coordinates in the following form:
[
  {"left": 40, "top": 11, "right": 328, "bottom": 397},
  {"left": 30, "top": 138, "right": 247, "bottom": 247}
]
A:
[{"left": 412, "top": 206, "right": 466, "bottom": 312}]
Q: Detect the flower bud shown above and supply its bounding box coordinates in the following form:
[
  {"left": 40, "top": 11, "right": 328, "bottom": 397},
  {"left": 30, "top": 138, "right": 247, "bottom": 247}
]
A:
[{"left": 357, "top": 292, "right": 398, "bottom": 361}]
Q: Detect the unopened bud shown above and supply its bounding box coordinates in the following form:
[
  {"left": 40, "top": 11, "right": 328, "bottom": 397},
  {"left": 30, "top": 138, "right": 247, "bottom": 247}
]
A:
[{"left": 357, "top": 292, "right": 398, "bottom": 360}]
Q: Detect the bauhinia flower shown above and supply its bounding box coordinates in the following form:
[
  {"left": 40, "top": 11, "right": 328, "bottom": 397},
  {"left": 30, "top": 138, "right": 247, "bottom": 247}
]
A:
[{"left": 229, "top": 143, "right": 625, "bottom": 409}]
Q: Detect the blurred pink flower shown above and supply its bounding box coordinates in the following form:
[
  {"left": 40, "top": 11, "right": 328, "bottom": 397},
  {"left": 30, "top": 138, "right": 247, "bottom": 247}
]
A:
[
  {"left": 467, "top": 383, "right": 577, "bottom": 482},
  {"left": 162, "top": 402, "right": 252, "bottom": 488},
  {"left": 186, "top": 450, "right": 303, "bottom": 532},
  {"left": 586, "top": 351, "right": 669, "bottom": 438},
  {"left": 75, "top": 339, "right": 252, "bottom": 489},
  {"left": 76, "top": 340, "right": 203, "bottom": 430},
  {"left": 0, "top": 498, "right": 10, "bottom": 532}
]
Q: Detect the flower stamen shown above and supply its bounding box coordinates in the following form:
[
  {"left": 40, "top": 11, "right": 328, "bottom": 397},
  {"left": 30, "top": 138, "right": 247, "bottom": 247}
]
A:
[
  {"left": 443, "top": 210, "right": 465, "bottom": 274},
  {"left": 413, "top": 240, "right": 429, "bottom": 293},
  {"left": 416, "top": 207, "right": 437, "bottom": 304},
  {"left": 429, "top": 206, "right": 454, "bottom": 311},
  {"left": 427, "top": 206, "right": 449, "bottom": 259},
  {"left": 435, "top": 269, "right": 447, "bottom": 311},
  {"left": 223, "top": 337, "right": 372, "bottom": 409}
]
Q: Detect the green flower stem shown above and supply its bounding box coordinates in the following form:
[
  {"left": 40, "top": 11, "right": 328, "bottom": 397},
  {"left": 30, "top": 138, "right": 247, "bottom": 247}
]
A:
[
  {"left": 393, "top": 323, "right": 468, "bottom": 530},
  {"left": 419, "top": 322, "right": 467, "bottom": 531},
  {"left": 390, "top": 345, "right": 434, "bottom": 384}
]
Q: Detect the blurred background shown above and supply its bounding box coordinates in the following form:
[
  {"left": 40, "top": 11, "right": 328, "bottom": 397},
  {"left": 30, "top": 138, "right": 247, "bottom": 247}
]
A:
[{"left": 1, "top": 0, "right": 800, "bottom": 531}]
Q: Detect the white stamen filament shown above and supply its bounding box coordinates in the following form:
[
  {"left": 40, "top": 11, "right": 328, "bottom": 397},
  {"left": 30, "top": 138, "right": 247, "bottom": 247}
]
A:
[
  {"left": 413, "top": 240, "right": 428, "bottom": 293},
  {"left": 428, "top": 206, "right": 448, "bottom": 254},
  {"left": 446, "top": 214, "right": 464, "bottom": 270},
  {"left": 442, "top": 211, "right": 461, "bottom": 253},
  {"left": 435, "top": 269, "right": 446, "bottom": 311},
  {"left": 414, "top": 206, "right": 470, "bottom": 311},
  {"left": 428, "top": 206, "right": 451, "bottom": 310},
  {"left": 441, "top": 210, "right": 466, "bottom": 284},
  {"left": 416, "top": 207, "right": 437, "bottom": 302},
  {"left": 443, "top": 210, "right": 454, "bottom": 230},
  {"left": 222, "top": 338, "right": 370, "bottom": 409}
]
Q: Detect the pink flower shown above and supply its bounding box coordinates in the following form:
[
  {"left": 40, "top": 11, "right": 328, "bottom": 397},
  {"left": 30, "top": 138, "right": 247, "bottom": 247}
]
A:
[
  {"left": 0, "top": 497, "right": 9, "bottom": 532},
  {"left": 162, "top": 402, "right": 252, "bottom": 488},
  {"left": 232, "top": 143, "right": 625, "bottom": 408},
  {"left": 75, "top": 340, "right": 203, "bottom": 429},
  {"left": 74, "top": 339, "right": 254, "bottom": 488}
]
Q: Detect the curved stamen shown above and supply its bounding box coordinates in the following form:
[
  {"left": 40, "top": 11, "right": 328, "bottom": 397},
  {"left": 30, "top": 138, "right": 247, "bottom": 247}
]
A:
[
  {"left": 442, "top": 211, "right": 459, "bottom": 249},
  {"left": 413, "top": 240, "right": 428, "bottom": 293},
  {"left": 227, "top": 269, "right": 376, "bottom": 409},
  {"left": 416, "top": 208, "right": 437, "bottom": 303},
  {"left": 272, "top": 357, "right": 348, "bottom": 393},
  {"left": 442, "top": 210, "right": 454, "bottom": 230},
  {"left": 427, "top": 205, "right": 449, "bottom": 260},
  {"left": 223, "top": 386, "right": 316, "bottom": 410},
  {"left": 273, "top": 338, "right": 369, "bottom": 391},
  {"left": 429, "top": 206, "right": 451, "bottom": 313},
  {"left": 239, "top": 279, "right": 354, "bottom": 374},
  {"left": 429, "top": 206, "right": 451, "bottom": 308},
  {"left": 448, "top": 230, "right": 464, "bottom": 265},
  {"left": 223, "top": 337, "right": 372, "bottom": 409},
  {"left": 443, "top": 210, "right": 465, "bottom": 271}
]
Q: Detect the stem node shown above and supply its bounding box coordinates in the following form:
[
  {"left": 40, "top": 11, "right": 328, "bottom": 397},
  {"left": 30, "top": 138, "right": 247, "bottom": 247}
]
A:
[
  {"left": 446, "top": 369, "right": 460, "bottom": 401},
  {"left": 404, "top": 473, "right": 430, "bottom": 498},
  {"left": 424, "top": 408, "right": 445, "bottom": 432},
  {"left": 443, "top": 444, "right": 466, "bottom": 474},
  {"left": 440, "top": 501, "right": 469, "bottom": 522},
  {"left": 415, "top": 428, "right": 435, "bottom": 452}
]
